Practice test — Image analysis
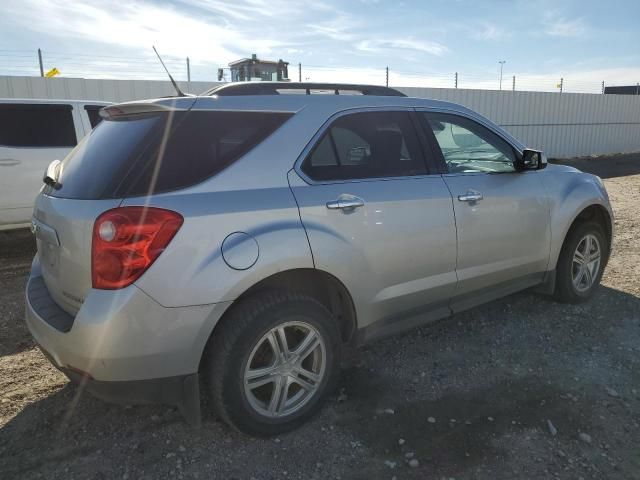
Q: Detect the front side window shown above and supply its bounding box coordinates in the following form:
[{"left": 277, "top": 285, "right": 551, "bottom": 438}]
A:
[
  {"left": 0, "top": 103, "right": 76, "bottom": 147},
  {"left": 301, "top": 111, "right": 426, "bottom": 181},
  {"left": 424, "top": 113, "right": 516, "bottom": 174}
]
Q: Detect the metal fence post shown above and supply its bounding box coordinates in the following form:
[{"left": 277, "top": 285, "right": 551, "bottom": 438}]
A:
[
  {"left": 601, "top": 81, "right": 605, "bottom": 94},
  {"left": 559, "top": 77, "right": 563, "bottom": 93},
  {"left": 298, "top": 63, "right": 302, "bottom": 82},
  {"left": 386, "top": 66, "right": 389, "bottom": 87},
  {"left": 186, "top": 57, "right": 191, "bottom": 83},
  {"left": 454, "top": 72, "right": 458, "bottom": 88},
  {"left": 38, "top": 48, "right": 44, "bottom": 77}
]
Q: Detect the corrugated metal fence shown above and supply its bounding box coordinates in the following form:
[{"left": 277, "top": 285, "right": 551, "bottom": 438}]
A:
[
  {"left": 398, "top": 87, "right": 640, "bottom": 158},
  {"left": 0, "top": 76, "right": 221, "bottom": 105},
  {"left": 1, "top": 76, "right": 639, "bottom": 158}
]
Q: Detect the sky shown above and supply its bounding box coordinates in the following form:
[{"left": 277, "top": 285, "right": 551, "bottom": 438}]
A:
[{"left": 1, "top": 0, "right": 639, "bottom": 93}]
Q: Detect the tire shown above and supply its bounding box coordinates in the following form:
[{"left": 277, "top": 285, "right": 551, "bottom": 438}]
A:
[
  {"left": 203, "top": 290, "right": 341, "bottom": 436},
  {"left": 554, "top": 220, "right": 608, "bottom": 303}
]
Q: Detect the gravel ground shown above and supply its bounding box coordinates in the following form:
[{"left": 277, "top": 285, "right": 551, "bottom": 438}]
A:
[{"left": 1, "top": 153, "right": 639, "bottom": 479}]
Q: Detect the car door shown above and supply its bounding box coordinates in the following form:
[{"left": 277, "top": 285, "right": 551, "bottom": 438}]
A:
[
  {"left": 419, "top": 110, "right": 551, "bottom": 312},
  {"left": 0, "top": 102, "right": 79, "bottom": 227},
  {"left": 289, "top": 108, "right": 458, "bottom": 340}
]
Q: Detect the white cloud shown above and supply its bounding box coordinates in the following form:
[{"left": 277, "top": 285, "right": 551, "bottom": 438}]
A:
[
  {"left": 2, "top": 0, "right": 280, "bottom": 63},
  {"left": 305, "top": 14, "right": 363, "bottom": 42},
  {"left": 471, "top": 23, "right": 511, "bottom": 41},
  {"left": 0, "top": 0, "right": 456, "bottom": 81},
  {"left": 180, "top": 0, "right": 323, "bottom": 21},
  {"left": 545, "top": 17, "right": 586, "bottom": 37},
  {"left": 356, "top": 38, "right": 448, "bottom": 57},
  {"left": 1, "top": 0, "right": 334, "bottom": 68}
]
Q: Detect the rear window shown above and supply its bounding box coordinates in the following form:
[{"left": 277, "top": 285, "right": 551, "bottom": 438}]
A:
[
  {"left": 47, "top": 110, "right": 292, "bottom": 199},
  {"left": 0, "top": 103, "right": 76, "bottom": 147}
]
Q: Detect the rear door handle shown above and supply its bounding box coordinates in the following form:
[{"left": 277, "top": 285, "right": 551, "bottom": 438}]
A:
[
  {"left": 326, "top": 196, "right": 365, "bottom": 210},
  {"left": 458, "top": 190, "right": 483, "bottom": 202},
  {"left": 0, "top": 158, "right": 20, "bottom": 166}
]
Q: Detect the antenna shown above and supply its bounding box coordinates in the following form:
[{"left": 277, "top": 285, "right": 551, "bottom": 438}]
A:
[{"left": 152, "top": 46, "right": 188, "bottom": 97}]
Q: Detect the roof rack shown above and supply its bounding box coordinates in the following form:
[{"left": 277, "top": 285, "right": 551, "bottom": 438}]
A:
[{"left": 203, "top": 82, "right": 406, "bottom": 97}]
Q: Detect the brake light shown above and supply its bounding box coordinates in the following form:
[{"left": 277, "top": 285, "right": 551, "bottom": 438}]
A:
[{"left": 92, "top": 207, "right": 183, "bottom": 290}]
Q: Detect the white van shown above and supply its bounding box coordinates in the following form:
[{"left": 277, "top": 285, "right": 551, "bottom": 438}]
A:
[{"left": 0, "top": 99, "right": 110, "bottom": 230}]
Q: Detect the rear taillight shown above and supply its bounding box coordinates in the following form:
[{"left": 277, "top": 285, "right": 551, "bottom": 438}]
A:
[{"left": 92, "top": 207, "right": 183, "bottom": 290}]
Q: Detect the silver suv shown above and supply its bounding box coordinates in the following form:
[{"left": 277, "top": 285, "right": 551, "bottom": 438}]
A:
[{"left": 26, "top": 83, "right": 613, "bottom": 436}]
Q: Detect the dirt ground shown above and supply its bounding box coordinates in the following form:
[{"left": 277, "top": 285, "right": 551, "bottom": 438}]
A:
[{"left": 1, "top": 153, "right": 639, "bottom": 480}]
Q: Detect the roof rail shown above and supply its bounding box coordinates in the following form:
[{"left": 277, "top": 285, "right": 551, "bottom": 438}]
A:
[{"left": 203, "top": 82, "right": 406, "bottom": 97}]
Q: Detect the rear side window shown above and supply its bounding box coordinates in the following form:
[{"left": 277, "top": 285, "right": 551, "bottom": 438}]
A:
[
  {"left": 48, "top": 110, "right": 292, "bottom": 199},
  {"left": 301, "top": 111, "right": 426, "bottom": 181},
  {"left": 84, "top": 105, "right": 104, "bottom": 129},
  {"left": 0, "top": 103, "right": 76, "bottom": 147}
]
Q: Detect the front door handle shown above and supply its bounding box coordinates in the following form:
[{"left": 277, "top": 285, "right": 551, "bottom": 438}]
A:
[
  {"left": 458, "top": 190, "right": 483, "bottom": 202},
  {"left": 326, "top": 196, "right": 365, "bottom": 210}
]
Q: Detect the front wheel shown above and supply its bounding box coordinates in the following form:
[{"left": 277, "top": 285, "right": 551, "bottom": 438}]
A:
[
  {"left": 204, "top": 291, "right": 341, "bottom": 436},
  {"left": 554, "top": 221, "right": 608, "bottom": 303}
]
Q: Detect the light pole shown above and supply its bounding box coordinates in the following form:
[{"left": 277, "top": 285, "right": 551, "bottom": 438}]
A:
[{"left": 498, "top": 60, "right": 506, "bottom": 90}]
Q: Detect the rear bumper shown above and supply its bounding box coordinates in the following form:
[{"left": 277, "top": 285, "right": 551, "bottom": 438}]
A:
[
  {"left": 66, "top": 364, "right": 201, "bottom": 425},
  {"left": 37, "top": 341, "right": 201, "bottom": 424},
  {"left": 25, "top": 255, "right": 230, "bottom": 383}
]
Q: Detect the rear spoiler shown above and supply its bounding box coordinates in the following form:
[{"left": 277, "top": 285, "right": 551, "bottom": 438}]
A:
[{"left": 100, "top": 97, "right": 197, "bottom": 119}]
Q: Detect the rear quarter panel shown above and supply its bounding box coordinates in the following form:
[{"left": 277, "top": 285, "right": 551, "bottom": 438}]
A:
[{"left": 126, "top": 187, "right": 314, "bottom": 308}]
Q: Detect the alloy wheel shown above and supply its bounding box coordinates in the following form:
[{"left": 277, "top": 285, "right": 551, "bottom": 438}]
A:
[
  {"left": 243, "top": 321, "right": 326, "bottom": 418},
  {"left": 572, "top": 233, "right": 601, "bottom": 293}
]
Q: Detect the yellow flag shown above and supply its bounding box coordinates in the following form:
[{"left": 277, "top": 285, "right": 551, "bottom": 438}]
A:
[{"left": 45, "top": 67, "right": 60, "bottom": 78}]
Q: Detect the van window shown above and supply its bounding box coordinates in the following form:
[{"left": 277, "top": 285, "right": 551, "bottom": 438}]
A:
[
  {"left": 0, "top": 103, "right": 76, "bottom": 147},
  {"left": 84, "top": 105, "right": 104, "bottom": 129},
  {"left": 47, "top": 110, "right": 292, "bottom": 199}
]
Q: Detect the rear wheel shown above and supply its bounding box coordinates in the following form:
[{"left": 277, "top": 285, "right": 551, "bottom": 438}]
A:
[
  {"left": 554, "top": 221, "right": 607, "bottom": 303},
  {"left": 204, "top": 291, "right": 340, "bottom": 436}
]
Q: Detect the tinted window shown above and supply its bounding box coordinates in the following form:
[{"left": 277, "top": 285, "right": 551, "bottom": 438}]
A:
[
  {"left": 424, "top": 113, "right": 516, "bottom": 174},
  {"left": 84, "top": 105, "right": 104, "bottom": 128},
  {"left": 49, "top": 114, "right": 161, "bottom": 199},
  {"left": 0, "top": 103, "right": 76, "bottom": 147},
  {"left": 48, "top": 110, "right": 292, "bottom": 199},
  {"left": 302, "top": 111, "right": 426, "bottom": 181}
]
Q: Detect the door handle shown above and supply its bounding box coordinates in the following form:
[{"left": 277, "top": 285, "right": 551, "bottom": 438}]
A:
[
  {"left": 326, "top": 196, "right": 365, "bottom": 210},
  {"left": 458, "top": 190, "right": 483, "bottom": 202},
  {"left": 0, "top": 158, "right": 20, "bottom": 166}
]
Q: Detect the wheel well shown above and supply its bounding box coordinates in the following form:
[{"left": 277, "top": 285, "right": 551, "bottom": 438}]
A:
[
  {"left": 568, "top": 204, "right": 612, "bottom": 247},
  {"left": 234, "top": 269, "right": 357, "bottom": 345}
]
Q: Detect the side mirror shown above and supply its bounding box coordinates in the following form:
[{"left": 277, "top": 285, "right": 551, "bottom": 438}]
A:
[{"left": 517, "top": 149, "right": 547, "bottom": 171}]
